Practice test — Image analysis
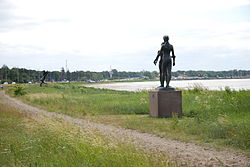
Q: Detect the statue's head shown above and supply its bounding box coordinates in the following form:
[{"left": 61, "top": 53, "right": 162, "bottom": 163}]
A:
[{"left": 163, "top": 35, "right": 169, "bottom": 42}]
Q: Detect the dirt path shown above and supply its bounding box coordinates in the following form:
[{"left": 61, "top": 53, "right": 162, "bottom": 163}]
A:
[{"left": 1, "top": 90, "right": 249, "bottom": 167}]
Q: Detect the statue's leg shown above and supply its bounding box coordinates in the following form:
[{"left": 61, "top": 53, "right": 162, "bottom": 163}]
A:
[
  {"left": 162, "top": 61, "right": 167, "bottom": 87},
  {"left": 166, "top": 61, "right": 172, "bottom": 87},
  {"left": 165, "top": 68, "right": 169, "bottom": 87},
  {"left": 159, "top": 62, "right": 163, "bottom": 87},
  {"left": 40, "top": 80, "right": 45, "bottom": 87}
]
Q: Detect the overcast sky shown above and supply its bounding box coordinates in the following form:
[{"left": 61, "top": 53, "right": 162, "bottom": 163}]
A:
[{"left": 0, "top": 0, "right": 250, "bottom": 72}]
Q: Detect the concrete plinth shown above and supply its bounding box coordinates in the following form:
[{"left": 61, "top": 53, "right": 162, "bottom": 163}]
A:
[{"left": 149, "top": 90, "right": 182, "bottom": 118}]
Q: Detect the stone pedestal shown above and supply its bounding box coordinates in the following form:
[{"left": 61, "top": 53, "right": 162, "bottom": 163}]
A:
[{"left": 149, "top": 90, "right": 182, "bottom": 118}]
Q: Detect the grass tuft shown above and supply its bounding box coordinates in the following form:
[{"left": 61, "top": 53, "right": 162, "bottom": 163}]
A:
[{"left": 13, "top": 85, "right": 27, "bottom": 96}]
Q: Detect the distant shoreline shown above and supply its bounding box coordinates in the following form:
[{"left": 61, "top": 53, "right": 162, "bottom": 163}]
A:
[{"left": 86, "top": 78, "right": 250, "bottom": 91}]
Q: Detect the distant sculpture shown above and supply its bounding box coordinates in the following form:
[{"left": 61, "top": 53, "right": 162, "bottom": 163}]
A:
[
  {"left": 40, "top": 70, "right": 49, "bottom": 87},
  {"left": 154, "top": 35, "right": 175, "bottom": 88}
]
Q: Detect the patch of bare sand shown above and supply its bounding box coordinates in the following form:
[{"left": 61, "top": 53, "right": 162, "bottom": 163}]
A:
[{"left": 1, "top": 90, "right": 249, "bottom": 167}]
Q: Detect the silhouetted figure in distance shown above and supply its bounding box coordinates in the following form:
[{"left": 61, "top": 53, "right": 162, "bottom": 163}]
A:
[{"left": 40, "top": 70, "right": 49, "bottom": 87}]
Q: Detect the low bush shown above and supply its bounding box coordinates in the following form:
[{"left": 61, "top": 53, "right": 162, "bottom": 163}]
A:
[{"left": 13, "top": 85, "right": 27, "bottom": 96}]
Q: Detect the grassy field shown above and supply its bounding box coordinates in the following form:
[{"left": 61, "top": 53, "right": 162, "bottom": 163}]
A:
[
  {"left": 6, "top": 83, "right": 250, "bottom": 153},
  {"left": 0, "top": 102, "right": 174, "bottom": 167}
]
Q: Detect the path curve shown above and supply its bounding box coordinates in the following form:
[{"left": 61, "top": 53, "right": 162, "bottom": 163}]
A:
[{"left": 1, "top": 91, "right": 249, "bottom": 167}]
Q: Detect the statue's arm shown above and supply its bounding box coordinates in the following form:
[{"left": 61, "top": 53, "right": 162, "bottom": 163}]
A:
[
  {"left": 154, "top": 44, "right": 164, "bottom": 65},
  {"left": 171, "top": 46, "right": 176, "bottom": 66},
  {"left": 44, "top": 71, "right": 49, "bottom": 77},
  {"left": 154, "top": 50, "right": 161, "bottom": 65}
]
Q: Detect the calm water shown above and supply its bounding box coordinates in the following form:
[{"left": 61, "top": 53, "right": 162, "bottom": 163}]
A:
[{"left": 86, "top": 79, "right": 250, "bottom": 91}]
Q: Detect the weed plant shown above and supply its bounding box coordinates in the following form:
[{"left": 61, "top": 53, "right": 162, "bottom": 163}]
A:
[{"left": 13, "top": 85, "right": 27, "bottom": 96}]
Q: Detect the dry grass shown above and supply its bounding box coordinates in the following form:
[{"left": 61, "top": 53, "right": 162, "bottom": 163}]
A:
[{"left": 25, "top": 93, "right": 63, "bottom": 99}]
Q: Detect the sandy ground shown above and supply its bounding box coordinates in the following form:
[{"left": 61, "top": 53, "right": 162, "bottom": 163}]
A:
[
  {"left": 85, "top": 79, "right": 250, "bottom": 91},
  {"left": 1, "top": 90, "right": 249, "bottom": 167}
]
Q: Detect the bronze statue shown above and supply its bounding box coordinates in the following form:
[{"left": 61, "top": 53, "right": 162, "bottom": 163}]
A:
[
  {"left": 40, "top": 70, "right": 49, "bottom": 87},
  {"left": 154, "top": 35, "right": 175, "bottom": 88}
]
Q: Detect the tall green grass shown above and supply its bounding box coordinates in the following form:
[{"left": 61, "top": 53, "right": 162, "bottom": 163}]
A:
[
  {"left": 7, "top": 83, "right": 250, "bottom": 152},
  {"left": 11, "top": 84, "right": 149, "bottom": 116},
  {"left": 0, "top": 103, "right": 174, "bottom": 167},
  {"left": 181, "top": 88, "right": 250, "bottom": 150}
]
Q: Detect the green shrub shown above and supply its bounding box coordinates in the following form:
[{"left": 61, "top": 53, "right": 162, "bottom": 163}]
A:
[
  {"left": 192, "top": 83, "right": 207, "bottom": 93},
  {"left": 224, "top": 86, "right": 233, "bottom": 94},
  {"left": 13, "top": 85, "right": 27, "bottom": 96}
]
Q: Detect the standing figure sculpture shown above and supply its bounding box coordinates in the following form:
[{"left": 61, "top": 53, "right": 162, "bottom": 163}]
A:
[
  {"left": 154, "top": 35, "right": 175, "bottom": 88},
  {"left": 40, "top": 70, "right": 49, "bottom": 87}
]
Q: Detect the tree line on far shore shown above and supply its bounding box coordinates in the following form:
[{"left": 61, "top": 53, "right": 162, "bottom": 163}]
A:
[{"left": 0, "top": 65, "right": 250, "bottom": 84}]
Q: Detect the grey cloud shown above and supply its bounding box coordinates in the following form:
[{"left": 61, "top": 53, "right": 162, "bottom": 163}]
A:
[
  {"left": 0, "top": 0, "right": 40, "bottom": 32},
  {"left": 0, "top": 0, "right": 14, "bottom": 10},
  {"left": 0, "top": 43, "right": 44, "bottom": 50},
  {"left": 176, "top": 46, "right": 250, "bottom": 70},
  {"left": 44, "top": 18, "right": 71, "bottom": 23},
  {"left": 0, "top": 0, "right": 70, "bottom": 32},
  {"left": 1, "top": 43, "right": 250, "bottom": 71}
]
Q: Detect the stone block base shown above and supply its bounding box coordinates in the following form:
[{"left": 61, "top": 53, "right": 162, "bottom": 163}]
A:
[{"left": 149, "top": 90, "right": 182, "bottom": 118}]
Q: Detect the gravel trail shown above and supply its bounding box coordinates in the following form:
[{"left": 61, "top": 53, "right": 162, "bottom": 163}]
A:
[{"left": 1, "top": 90, "right": 249, "bottom": 167}]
